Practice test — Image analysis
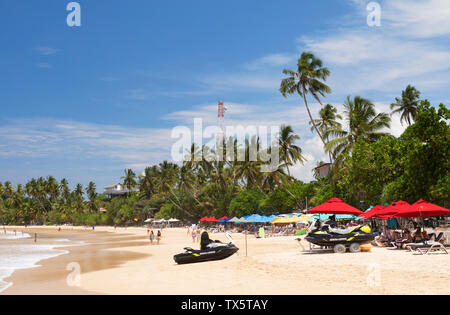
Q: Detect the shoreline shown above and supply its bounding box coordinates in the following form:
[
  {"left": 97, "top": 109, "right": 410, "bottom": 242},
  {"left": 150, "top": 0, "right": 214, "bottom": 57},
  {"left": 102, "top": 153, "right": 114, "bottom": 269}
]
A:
[
  {"left": 1, "top": 226, "right": 150, "bottom": 295},
  {"left": 1, "top": 226, "right": 449, "bottom": 295}
]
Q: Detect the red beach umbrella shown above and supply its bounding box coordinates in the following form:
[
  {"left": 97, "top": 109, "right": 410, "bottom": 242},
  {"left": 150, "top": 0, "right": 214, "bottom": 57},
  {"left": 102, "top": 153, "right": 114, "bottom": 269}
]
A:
[
  {"left": 206, "top": 217, "right": 218, "bottom": 222},
  {"left": 306, "top": 198, "right": 364, "bottom": 216},
  {"left": 360, "top": 205, "right": 386, "bottom": 219},
  {"left": 199, "top": 217, "right": 209, "bottom": 222},
  {"left": 394, "top": 199, "right": 450, "bottom": 218},
  {"left": 375, "top": 200, "right": 414, "bottom": 218}
]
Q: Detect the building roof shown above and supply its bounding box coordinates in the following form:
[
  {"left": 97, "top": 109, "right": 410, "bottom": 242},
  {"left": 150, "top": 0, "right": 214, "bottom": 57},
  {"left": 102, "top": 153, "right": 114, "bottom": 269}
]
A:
[
  {"left": 313, "top": 163, "right": 332, "bottom": 170},
  {"left": 104, "top": 183, "right": 122, "bottom": 189}
]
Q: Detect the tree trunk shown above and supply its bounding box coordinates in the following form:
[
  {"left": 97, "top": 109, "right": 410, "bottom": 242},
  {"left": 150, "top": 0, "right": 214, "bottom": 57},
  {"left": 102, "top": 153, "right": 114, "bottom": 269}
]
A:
[
  {"left": 300, "top": 86, "right": 329, "bottom": 161},
  {"left": 280, "top": 183, "right": 303, "bottom": 210}
]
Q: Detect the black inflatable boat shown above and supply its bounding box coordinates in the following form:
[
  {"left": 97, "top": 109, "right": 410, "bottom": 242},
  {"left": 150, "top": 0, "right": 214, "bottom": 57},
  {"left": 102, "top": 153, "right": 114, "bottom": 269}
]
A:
[{"left": 174, "top": 232, "right": 239, "bottom": 264}]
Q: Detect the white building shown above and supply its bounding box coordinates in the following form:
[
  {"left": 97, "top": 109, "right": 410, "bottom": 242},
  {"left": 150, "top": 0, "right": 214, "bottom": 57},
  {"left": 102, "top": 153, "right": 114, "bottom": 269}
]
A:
[{"left": 104, "top": 183, "right": 139, "bottom": 198}]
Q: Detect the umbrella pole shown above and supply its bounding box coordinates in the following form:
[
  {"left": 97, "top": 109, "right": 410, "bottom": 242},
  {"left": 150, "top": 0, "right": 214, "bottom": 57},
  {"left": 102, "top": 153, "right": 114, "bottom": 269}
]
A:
[{"left": 245, "top": 227, "right": 248, "bottom": 257}]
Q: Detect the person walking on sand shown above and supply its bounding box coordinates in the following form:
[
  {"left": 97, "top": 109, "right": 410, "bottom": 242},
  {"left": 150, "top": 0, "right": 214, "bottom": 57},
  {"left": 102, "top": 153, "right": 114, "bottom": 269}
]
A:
[
  {"left": 157, "top": 230, "right": 161, "bottom": 245},
  {"left": 192, "top": 229, "right": 197, "bottom": 243},
  {"left": 149, "top": 230, "right": 154, "bottom": 244}
]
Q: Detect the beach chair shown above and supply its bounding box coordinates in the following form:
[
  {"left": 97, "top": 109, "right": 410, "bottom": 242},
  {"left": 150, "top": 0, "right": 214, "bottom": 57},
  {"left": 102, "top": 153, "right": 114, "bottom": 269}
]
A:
[
  {"left": 406, "top": 233, "right": 449, "bottom": 255},
  {"left": 273, "top": 230, "right": 286, "bottom": 237}
]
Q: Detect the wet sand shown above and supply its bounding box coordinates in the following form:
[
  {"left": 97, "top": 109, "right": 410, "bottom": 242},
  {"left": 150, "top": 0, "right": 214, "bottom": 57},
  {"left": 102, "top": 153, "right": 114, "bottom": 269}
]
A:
[{"left": 2, "top": 226, "right": 450, "bottom": 295}]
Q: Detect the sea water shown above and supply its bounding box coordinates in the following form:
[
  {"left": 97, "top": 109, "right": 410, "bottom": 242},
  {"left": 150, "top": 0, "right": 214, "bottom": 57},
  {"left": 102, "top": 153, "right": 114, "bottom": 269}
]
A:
[{"left": 0, "top": 231, "right": 75, "bottom": 293}]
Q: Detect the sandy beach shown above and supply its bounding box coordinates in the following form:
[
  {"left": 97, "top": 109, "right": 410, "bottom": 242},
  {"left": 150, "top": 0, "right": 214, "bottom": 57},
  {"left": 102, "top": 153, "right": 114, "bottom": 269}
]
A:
[{"left": 2, "top": 226, "right": 449, "bottom": 295}]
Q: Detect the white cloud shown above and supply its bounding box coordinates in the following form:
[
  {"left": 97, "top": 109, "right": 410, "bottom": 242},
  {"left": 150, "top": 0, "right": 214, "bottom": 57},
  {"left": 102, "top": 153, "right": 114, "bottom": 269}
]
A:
[
  {"left": 295, "top": 1, "right": 450, "bottom": 96},
  {"left": 34, "top": 46, "right": 59, "bottom": 55},
  {"left": 0, "top": 119, "right": 174, "bottom": 166},
  {"left": 36, "top": 62, "right": 52, "bottom": 69},
  {"left": 383, "top": 0, "right": 450, "bottom": 38},
  {"left": 243, "top": 53, "right": 295, "bottom": 70}
]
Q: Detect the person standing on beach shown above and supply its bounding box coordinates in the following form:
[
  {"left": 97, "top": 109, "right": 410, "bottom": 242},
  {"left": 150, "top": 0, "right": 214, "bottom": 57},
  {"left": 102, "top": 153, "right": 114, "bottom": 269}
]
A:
[
  {"left": 192, "top": 229, "right": 197, "bottom": 243},
  {"left": 149, "top": 230, "right": 154, "bottom": 244},
  {"left": 157, "top": 230, "right": 161, "bottom": 244}
]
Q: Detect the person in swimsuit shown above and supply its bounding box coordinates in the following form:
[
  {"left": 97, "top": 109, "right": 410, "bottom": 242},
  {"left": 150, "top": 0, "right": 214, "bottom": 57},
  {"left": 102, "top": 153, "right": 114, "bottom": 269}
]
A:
[
  {"left": 149, "top": 230, "right": 154, "bottom": 244},
  {"left": 157, "top": 230, "right": 161, "bottom": 244}
]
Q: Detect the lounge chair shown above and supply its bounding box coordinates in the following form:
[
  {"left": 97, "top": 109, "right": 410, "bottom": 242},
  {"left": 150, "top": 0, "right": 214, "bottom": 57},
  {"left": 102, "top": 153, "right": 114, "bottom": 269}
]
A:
[
  {"left": 273, "top": 230, "right": 287, "bottom": 237},
  {"left": 406, "top": 233, "right": 449, "bottom": 255}
]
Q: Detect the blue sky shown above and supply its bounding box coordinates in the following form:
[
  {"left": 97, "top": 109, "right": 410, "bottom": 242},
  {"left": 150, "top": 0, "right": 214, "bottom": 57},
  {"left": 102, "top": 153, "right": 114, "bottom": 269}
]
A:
[{"left": 1, "top": 0, "right": 449, "bottom": 191}]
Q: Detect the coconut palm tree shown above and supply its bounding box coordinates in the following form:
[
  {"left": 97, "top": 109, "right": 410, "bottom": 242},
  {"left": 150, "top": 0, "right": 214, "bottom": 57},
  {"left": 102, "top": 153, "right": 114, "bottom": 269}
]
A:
[
  {"left": 390, "top": 85, "right": 421, "bottom": 125},
  {"left": 309, "top": 104, "right": 342, "bottom": 137},
  {"left": 60, "top": 178, "right": 70, "bottom": 200},
  {"left": 280, "top": 52, "right": 331, "bottom": 148},
  {"left": 3, "top": 181, "right": 14, "bottom": 197},
  {"left": 278, "top": 125, "right": 305, "bottom": 176},
  {"left": 86, "top": 181, "right": 98, "bottom": 212},
  {"left": 325, "top": 96, "right": 391, "bottom": 159},
  {"left": 309, "top": 104, "right": 342, "bottom": 162},
  {"left": 139, "top": 166, "right": 159, "bottom": 199},
  {"left": 74, "top": 184, "right": 84, "bottom": 199},
  {"left": 45, "top": 176, "right": 60, "bottom": 202},
  {"left": 121, "top": 169, "right": 137, "bottom": 191}
]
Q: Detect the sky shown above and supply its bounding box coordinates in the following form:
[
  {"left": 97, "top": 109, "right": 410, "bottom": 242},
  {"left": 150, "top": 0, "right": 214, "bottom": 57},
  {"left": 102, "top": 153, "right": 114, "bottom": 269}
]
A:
[{"left": 0, "top": 0, "right": 449, "bottom": 191}]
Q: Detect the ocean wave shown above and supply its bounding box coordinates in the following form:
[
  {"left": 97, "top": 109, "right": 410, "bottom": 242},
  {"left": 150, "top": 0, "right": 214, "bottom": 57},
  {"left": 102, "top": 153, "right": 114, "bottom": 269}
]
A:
[{"left": 0, "top": 242, "right": 70, "bottom": 293}]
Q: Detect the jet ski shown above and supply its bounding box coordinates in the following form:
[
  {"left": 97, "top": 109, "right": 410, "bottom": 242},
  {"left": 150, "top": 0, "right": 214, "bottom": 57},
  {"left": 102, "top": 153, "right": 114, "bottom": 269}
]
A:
[
  {"left": 305, "top": 220, "right": 375, "bottom": 253},
  {"left": 174, "top": 231, "right": 239, "bottom": 264}
]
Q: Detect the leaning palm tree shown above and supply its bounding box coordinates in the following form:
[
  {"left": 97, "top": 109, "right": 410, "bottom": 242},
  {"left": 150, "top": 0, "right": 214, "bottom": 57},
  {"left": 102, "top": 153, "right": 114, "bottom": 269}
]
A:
[
  {"left": 278, "top": 125, "right": 305, "bottom": 176},
  {"left": 280, "top": 52, "right": 331, "bottom": 148},
  {"left": 325, "top": 96, "right": 391, "bottom": 159},
  {"left": 390, "top": 85, "right": 421, "bottom": 125}
]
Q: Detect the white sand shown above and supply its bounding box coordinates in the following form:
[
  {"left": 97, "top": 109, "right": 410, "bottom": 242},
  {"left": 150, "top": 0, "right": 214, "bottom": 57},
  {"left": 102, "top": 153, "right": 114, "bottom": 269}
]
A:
[{"left": 78, "top": 227, "right": 450, "bottom": 295}]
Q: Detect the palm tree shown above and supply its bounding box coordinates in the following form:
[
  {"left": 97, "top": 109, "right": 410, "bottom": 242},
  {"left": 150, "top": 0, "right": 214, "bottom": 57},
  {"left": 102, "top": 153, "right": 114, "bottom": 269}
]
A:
[
  {"left": 280, "top": 52, "right": 331, "bottom": 148},
  {"left": 325, "top": 96, "right": 391, "bottom": 159},
  {"left": 309, "top": 104, "right": 342, "bottom": 136},
  {"left": 309, "top": 104, "right": 342, "bottom": 162},
  {"left": 74, "top": 184, "right": 84, "bottom": 199},
  {"left": 233, "top": 137, "right": 264, "bottom": 191},
  {"left": 86, "top": 182, "right": 98, "bottom": 212},
  {"left": 139, "top": 166, "right": 159, "bottom": 199},
  {"left": 60, "top": 178, "right": 70, "bottom": 200},
  {"left": 121, "top": 169, "right": 137, "bottom": 191},
  {"left": 45, "top": 176, "right": 60, "bottom": 202},
  {"left": 278, "top": 125, "right": 305, "bottom": 176},
  {"left": 3, "top": 181, "right": 14, "bottom": 197},
  {"left": 390, "top": 85, "right": 421, "bottom": 125}
]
